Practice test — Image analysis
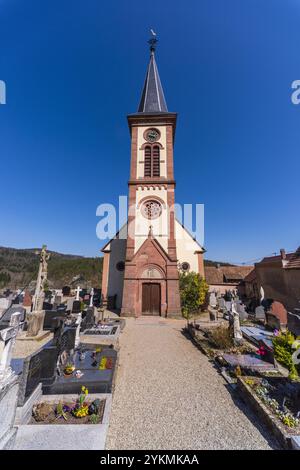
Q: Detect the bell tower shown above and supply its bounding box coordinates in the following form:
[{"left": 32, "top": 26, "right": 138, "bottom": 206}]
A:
[{"left": 121, "top": 34, "right": 181, "bottom": 317}]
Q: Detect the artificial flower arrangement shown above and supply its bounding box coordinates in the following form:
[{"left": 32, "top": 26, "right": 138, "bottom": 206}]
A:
[
  {"left": 63, "top": 362, "right": 75, "bottom": 376},
  {"left": 54, "top": 386, "right": 102, "bottom": 423},
  {"left": 72, "top": 386, "right": 89, "bottom": 418}
]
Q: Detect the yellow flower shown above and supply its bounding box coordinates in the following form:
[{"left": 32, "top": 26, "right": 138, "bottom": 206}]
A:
[{"left": 85, "top": 388, "right": 88, "bottom": 395}]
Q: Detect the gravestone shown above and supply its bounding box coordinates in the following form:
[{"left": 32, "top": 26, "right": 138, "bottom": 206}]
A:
[
  {"left": 0, "top": 306, "right": 26, "bottom": 330},
  {"left": 16, "top": 344, "right": 59, "bottom": 406},
  {"left": 26, "top": 310, "right": 45, "bottom": 337},
  {"left": 66, "top": 297, "right": 75, "bottom": 312},
  {"left": 22, "top": 291, "right": 32, "bottom": 308},
  {"left": 218, "top": 298, "right": 226, "bottom": 311},
  {"left": 43, "top": 310, "right": 67, "bottom": 330},
  {"left": 287, "top": 311, "right": 300, "bottom": 337},
  {"left": 62, "top": 286, "right": 71, "bottom": 296},
  {"left": 268, "top": 301, "right": 287, "bottom": 328},
  {"left": 266, "top": 313, "right": 280, "bottom": 331},
  {"left": 0, "top": 319, "right": 22, "bottom": 384},
  {"left": 0, "top": 373, "right": 19, "bottom": 449},
  {"left": 15, "top": 324, "right": 77, "bottom": 407},
  {"left": 54, "top": 295, "right": 62, "bottom": 305},
  {"left": 0, "top": 314, "right": 23, "bottom": 448},
  {"left": 72, "top": 300, "right": 81, "bottom": 314},
  {"left": 0, "top": 298, "right": 11, "bottom": 311},
  {"left": 42, "top": 302, "right": 53, "bottom": 311},
  {"left": 236, "top": 302, "right": 248, "bottom": 321},
  {"left": 75, "top": 313, "right": 82, "bottom": 348},
  {"left": 209, "top": 292, "right": 217, "bottom": 308},
  {"left": 255, "top": 305, "right": 266, "bottom": 321},
  {"left": 81, "top": 308, "right": 95, "bottom": 331},
  {"left": 231, "top": 303, "right": 243, "bottom": 345}
]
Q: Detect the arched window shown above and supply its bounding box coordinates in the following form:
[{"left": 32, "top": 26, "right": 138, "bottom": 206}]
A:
[
  {"left": 144, "top": 145, "right": 160, "bottom": 177},
  {"left": 144, "top": 146, "right": 152, "bottom": 177},
  {"left": 152, "top": 146, "right": 160, "bottom": 177}
]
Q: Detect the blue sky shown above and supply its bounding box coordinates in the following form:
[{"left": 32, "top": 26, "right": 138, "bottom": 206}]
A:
[{"left": 0, "top": 0, "right": 299, "bottom": 263}]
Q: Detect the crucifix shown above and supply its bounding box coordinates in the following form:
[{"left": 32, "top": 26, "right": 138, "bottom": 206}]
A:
[{"left": 75, "top": 286, "right": 81, "bottom": 301}]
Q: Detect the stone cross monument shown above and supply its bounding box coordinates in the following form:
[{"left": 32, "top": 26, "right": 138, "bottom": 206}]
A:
[
  {"left": 32, "top": 245, "right": 50, "bottom": 311},
  {"left": 27, "top": 245, "right": 50, "bottom": 337}
]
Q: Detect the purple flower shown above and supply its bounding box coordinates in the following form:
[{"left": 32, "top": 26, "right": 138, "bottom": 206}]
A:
[{"left": 273, "top": 329, "right": 279, "bottom": 336}]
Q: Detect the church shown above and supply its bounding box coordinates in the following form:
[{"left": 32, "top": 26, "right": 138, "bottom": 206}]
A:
[{"left": 101, "top": 36, "right": 205, "bottom": 317}]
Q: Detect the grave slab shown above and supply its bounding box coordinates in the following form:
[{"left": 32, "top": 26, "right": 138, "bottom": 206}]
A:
[{"left": 223, "top": 353, "right": 276, "bottom": 372}]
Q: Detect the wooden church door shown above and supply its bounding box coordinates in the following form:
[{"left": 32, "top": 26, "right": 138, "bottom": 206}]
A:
[{"left": 142, "top": 283, "right": 161, "bottom": 315}]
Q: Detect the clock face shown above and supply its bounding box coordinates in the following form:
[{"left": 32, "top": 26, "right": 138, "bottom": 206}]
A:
[{"left": 145, "top": 128, "right": 160, "bottom": 143}]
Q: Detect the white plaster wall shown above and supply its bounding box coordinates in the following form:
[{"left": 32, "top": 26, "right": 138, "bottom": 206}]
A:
[
  {"left": 175, "top": 220, "right": 201, "bottom": 273},
  {"left": 134, "top": 187, "right": 168, "bottom": 253},
  {"left": 136, "top": 126, "right": 167, "bottom": 178}
]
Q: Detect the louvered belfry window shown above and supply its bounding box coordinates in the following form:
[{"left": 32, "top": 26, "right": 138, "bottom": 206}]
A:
[{"left": 144, "top": 145, "right": 160, "bottom": 177}]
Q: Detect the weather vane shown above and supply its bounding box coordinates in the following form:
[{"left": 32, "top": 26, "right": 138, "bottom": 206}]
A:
[{"left": 148, "top": 29, "right": 158, "bottom": 53}]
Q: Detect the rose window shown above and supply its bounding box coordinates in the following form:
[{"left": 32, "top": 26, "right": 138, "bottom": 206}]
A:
[{"left": 141, "top": 200, "right": 162, "bottom": 219}]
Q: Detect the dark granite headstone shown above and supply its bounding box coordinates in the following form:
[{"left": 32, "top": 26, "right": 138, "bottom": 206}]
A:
[
  {"left": 43, "top": 310, "right": 67, "bottom": 330},
  {"left": 81, "top": 308, "right": 95, "bottom": 331},
  {"left": 62, "top": 286, "right": 71, "bottom": 296},
  {"left": 266, "top": 312, "right": 281, "bottom": 331},
  {"left": 72, "top": 300, "right": 81, "bottom": 313},
  {"left": 16, "top": 344, "right": 59, "bottom": 406},
  {"left": 42, "top": 302, "right": 53, "bottom": 311}
]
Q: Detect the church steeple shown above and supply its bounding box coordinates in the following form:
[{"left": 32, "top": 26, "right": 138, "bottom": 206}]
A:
[{"left": 137, "top": 32, "right": 168, "bottom": 113}]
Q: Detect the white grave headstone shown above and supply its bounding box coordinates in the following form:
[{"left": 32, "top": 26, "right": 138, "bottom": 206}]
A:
[
  {"left": 75, "top": 286, "right": 81, "bottom": 301},
  {"left": 75, "top": 312, "right": 82, "bottom": 348},
  {"left": 89, "top": 288, "right": 94, "bottom": 308}
]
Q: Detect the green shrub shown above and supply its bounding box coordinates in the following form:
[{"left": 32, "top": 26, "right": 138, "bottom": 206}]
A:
[
  {"left": 272, "top": 330, "right": 300, "bottom": 380},
  {"left": 179, "top": 272, "right": 209, "bottom": 319}
]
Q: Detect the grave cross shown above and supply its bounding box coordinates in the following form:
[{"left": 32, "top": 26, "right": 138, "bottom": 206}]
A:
[
  {"left": 75, "top": 286, "right": 81, "bottom": 301},
  {"left": 0, "top": 312, "right": 23, "bottom": 386},
  {"left": 89, "top": 288, "right": 94, "bottom": 308},
  {"left": 75, "top": 312, "right": 82, "bottom": 348}
]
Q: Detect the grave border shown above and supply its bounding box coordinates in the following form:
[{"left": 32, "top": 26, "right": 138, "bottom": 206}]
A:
[{"left": 237, "top": 376, "right": 299, "bottom": 450}]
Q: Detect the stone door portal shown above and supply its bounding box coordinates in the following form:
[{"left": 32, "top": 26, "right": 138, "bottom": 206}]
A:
[{"left": 142, "top": 283, "right": 161, "bottom": 315}]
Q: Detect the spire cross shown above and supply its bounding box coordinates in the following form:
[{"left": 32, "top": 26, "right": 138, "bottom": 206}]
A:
[{"left": 148, "top": 29, "right": 158, "bottom": 53}]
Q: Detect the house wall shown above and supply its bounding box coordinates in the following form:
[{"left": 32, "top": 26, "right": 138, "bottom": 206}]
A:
[
  {"left": 134, "top": 187, "right": 169, "bottom": 253},
  {"left": 255, "top": 262, "right": 300, "bottom": 311},
  {"left": 175, "top": 220, "right": 202, "bottom": 274}
]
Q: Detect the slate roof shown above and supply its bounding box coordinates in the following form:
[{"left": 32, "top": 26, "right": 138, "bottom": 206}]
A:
[{"left": 137, "top": 50, "right": 168, "bottom": 113}]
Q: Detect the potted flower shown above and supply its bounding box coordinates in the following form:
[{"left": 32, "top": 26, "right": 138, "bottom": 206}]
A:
[
  {"left": 72, "top": 386, "right": 89, "bottom": 418},
  {"left": 63, "top": 362, "right": 75, "bottom": 377}
]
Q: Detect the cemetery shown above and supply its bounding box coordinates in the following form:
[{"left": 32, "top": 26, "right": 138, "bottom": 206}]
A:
[
  {"left": 0, "top": 247, "right": 120, "bottom": 450},
  {"left": 187, "top": 288, "right": 300, "bottom": 449}
]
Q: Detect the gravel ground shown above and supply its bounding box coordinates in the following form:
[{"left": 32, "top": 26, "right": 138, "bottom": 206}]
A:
[{"left": 106, "top": 317, "right": 279, "bottom": 450}]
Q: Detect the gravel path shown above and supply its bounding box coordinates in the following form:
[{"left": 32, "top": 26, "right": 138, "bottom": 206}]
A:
[{"left": 106, "top": 317, "right": 279, "bottom": 450}]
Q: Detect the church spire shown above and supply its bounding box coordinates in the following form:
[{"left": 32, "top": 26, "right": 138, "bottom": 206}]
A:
[{"left": 137, "top": 31, "right": 168, "bottom": 113}]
